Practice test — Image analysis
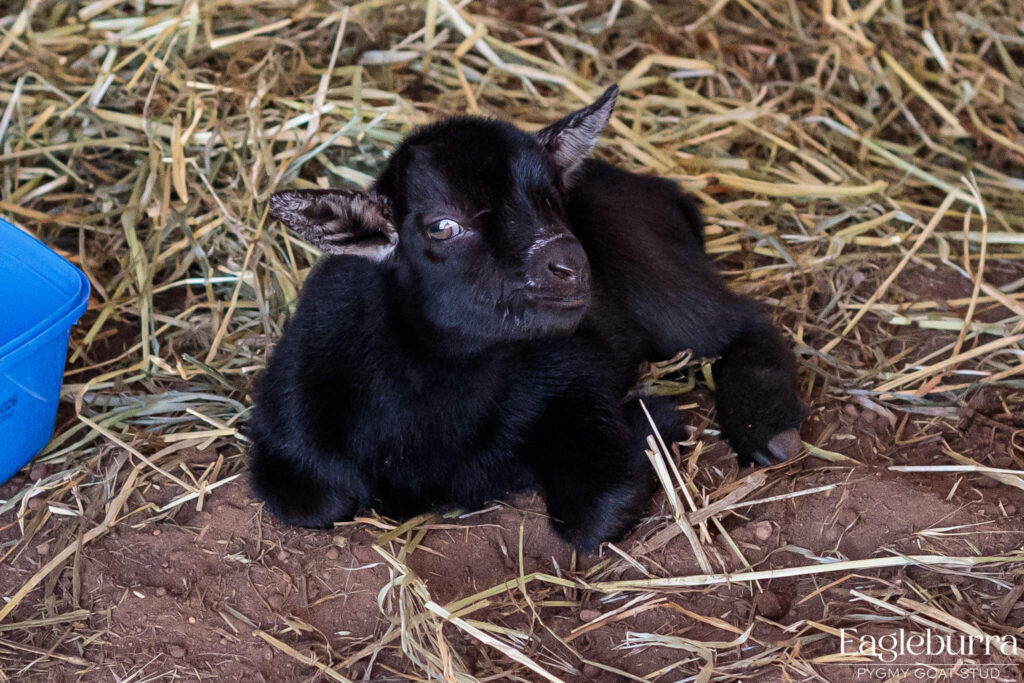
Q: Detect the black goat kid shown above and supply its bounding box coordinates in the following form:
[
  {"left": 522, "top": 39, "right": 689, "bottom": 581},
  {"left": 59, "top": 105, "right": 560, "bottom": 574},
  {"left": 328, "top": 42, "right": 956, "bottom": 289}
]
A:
[{"left": 250, "top": 86, "right": 806, "bottom": 551}]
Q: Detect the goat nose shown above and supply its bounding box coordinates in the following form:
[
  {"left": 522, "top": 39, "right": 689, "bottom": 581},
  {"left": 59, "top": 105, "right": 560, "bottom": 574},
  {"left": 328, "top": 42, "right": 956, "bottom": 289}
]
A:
[
  {"left": 526, "top": 236, "right": 590, "bottom": 300},
  {"left": 547, "top": 260, "right": 578, "bottom": 282}
]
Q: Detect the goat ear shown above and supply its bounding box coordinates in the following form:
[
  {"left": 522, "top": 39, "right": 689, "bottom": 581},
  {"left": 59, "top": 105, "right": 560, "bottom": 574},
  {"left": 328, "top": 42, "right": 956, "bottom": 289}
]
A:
[
  {"left": 535, "top": 84, "right": 617, "bottom": 185},
  {"left": 269, "top": 189, "right": 397, "bottom": 261}
]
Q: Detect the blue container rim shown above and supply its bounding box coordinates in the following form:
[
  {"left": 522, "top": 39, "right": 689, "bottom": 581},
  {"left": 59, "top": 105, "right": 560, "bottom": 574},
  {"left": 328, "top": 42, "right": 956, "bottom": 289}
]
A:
[{"left": 0, "top": 217, "right": 91, "bottom": 369}]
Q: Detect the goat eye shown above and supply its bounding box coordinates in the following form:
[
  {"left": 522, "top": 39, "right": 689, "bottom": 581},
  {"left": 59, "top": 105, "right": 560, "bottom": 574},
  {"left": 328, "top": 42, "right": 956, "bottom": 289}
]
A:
[{"left": 426, "top": 218, "right": 463, "bottom": 240}]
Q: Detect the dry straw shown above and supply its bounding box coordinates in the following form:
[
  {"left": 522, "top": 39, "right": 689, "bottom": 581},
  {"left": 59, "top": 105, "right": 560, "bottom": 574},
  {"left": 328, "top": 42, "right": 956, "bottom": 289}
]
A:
[{"left": 1, "top": 0, "right": 1022, "bottom": 680}]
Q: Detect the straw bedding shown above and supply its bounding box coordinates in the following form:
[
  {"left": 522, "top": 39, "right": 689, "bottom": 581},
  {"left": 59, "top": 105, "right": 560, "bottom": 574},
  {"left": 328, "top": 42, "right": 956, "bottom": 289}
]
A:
[{"left": 1, "top": 0, "right": 1022, "bottom": 680}]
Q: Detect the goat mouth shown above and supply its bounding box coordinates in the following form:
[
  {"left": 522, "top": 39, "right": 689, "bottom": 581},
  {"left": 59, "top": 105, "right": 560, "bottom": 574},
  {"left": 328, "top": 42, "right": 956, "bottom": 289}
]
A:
[{"left": 523, "top": 289, "right": 591, "bottom": 310}]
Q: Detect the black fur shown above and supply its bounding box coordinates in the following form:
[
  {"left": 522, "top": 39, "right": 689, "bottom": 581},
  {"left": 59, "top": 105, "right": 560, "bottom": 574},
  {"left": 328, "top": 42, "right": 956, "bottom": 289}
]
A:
[{"left": 249, "top": 86, "right": 806, "bottom": 551}]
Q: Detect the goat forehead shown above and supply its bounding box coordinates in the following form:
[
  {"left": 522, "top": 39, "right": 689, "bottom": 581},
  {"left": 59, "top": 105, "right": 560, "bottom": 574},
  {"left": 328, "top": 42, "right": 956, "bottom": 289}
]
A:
[
  {"left": 404, "top": 149, "right": 532, "bottom": 215},
  {"left": 510, "top": 150, "right": 554, "bottom": 189}
]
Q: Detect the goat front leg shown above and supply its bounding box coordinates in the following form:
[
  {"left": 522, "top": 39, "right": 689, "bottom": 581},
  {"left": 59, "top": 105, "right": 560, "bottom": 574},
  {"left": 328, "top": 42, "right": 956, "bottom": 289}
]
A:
[
  {"left": 710, "top": 309, "right": 806, "bottom": 466},
  {"left": 638, "top": 263, "right": 806, "bottom": 466},
  {"left": 249, "top": 442, "right": 365, "bottom": 528},
  {"left": 525, "top": 389, "right": 654, "bottom": 553}
]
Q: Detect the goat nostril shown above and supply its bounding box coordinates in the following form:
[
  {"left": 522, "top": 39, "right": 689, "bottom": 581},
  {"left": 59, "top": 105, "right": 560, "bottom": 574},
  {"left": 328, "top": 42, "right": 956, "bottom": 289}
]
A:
[{"left": 547, "top": 261, "right": 577, "bottom": 281}]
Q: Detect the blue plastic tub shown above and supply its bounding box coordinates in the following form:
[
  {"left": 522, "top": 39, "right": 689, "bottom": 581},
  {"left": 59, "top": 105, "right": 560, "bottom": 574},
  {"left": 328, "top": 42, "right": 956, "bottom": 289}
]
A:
[{"left": 0, "top": 217, "right": 90, "bottom": 484}]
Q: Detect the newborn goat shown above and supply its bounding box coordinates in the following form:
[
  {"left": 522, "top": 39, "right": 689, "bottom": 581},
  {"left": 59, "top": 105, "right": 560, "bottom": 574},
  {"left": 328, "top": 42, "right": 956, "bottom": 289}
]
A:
[{"left": 250, "top": 86, "right": 805, "bottom": 551}]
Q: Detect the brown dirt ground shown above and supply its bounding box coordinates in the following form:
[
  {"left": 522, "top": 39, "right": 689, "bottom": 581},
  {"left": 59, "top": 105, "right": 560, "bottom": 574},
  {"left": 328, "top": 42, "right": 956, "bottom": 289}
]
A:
[
  {"left": 2, "top": 258, "right": 1023, "bottom": 683},
  {"left": 2, "top": 377, "right": 1024, "bottom": 680},
  {"left": 3, "top": 0, "right": 1023, "bottom": 679}
]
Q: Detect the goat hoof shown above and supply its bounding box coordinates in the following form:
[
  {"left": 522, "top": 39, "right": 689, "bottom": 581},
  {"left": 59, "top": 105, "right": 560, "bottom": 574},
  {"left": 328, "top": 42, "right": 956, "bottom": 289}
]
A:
[{"left": 767, "top": 429, "right": 802, "bottom": 462}]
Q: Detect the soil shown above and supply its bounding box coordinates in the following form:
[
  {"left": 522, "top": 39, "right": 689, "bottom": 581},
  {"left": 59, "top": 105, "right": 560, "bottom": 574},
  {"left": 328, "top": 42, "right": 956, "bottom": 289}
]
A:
[
  {"left": 3, "top": 383, "right": 1024, "bottom": 681},
  {"left": 3, "top": 256, "right": 1023, "bottom": 682},
  {"left": 3, "top": 0, "right": 1023, "bottom": 675}
]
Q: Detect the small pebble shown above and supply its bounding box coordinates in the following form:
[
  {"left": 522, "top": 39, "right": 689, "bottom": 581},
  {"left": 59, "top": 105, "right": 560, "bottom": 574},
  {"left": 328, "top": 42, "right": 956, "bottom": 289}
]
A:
[
  {"left": 976, "top": 477, "right": 1000, "bottom": 489},
  {"left": 277, "top": 550, "right": 288, "bottom": 563},
  {"left": 1005, "top": 504, "right": 1017, "bottom": 515},
  {"left": 579, "top": 609, "right": 602, "bottom": 622},
  {"left": 325, "top": 547, "right": 340, "bottom": 561},
  {"left": 36, "top": 542, "right": 50, "bottom": 556},
  {"left": 27, "top": 497, "right": 45, "bottom": 511},
  {"left": 839, "top": 509, "right": 859, "bottom": 527},
  {"left": 155, "top": 587, "right": 167, "bottom": 597},
  {"left": 755, "top": 591, "right": 789, "bottom": 620},
  {"left": 152, "top": 529, "right": 161, "bottom": 536},
  {"left": 168, "top": 645, "right": 186, "bottom": 658},
  {"left": 753, "top": 521, "right": 773, "bottom": 541},
  {"left": 188, "top": 617, "right": 196, "bottom": 624},
  {"left": 268, "top": 593, "right": 285, "bottom": 610},
  {"left": 161, "top": 561, "right": 169, "bottom": 568},
  {"left": 263, "top": 649, "right": 274, "bottom": 662},
  {"left": 821, "top": 524, "right": 841, "bottom": 544},
  {"left": 843, "top": 404, "right": 859, "bottom": 418},
  {"left": 29, "top": 464, "right": 46, "bottom": 481}
]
